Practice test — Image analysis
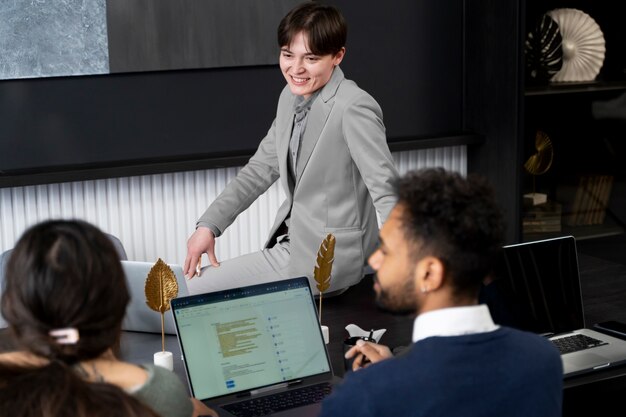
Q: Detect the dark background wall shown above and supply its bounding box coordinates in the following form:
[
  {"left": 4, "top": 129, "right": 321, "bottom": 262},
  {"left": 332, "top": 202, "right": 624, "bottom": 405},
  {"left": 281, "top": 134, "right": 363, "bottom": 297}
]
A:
[
  {"left": 106, "top": 0, "right": 301, "bottom": 72},
  {"left": 0, "top": 0, "right": 464, "bottom": 183}
]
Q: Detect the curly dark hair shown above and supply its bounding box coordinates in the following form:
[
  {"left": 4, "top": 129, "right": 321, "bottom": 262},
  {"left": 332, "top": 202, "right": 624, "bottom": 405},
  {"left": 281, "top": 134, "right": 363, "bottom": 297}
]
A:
[{"left": 394, "top": 168, "right": 504, "bottom": 297}]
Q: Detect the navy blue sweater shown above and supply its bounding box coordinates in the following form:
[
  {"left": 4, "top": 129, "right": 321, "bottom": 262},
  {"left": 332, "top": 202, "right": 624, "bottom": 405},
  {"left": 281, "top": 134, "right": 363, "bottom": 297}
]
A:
[{"left": 320, "top": 327, "right": 563, "bottom": 417}]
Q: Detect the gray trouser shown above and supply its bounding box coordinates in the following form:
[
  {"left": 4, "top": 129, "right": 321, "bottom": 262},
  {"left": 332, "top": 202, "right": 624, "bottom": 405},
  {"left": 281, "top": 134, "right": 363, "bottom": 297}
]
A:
[{"left": 185, "top": 235, "right": 291, "bottom": 295}]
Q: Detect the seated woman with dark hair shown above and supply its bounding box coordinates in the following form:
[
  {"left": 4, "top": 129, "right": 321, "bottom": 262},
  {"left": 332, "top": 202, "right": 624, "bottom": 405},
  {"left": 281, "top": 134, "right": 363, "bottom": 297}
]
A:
[{"left": 0, "top": 219, "right": 216, "bottom": 417}]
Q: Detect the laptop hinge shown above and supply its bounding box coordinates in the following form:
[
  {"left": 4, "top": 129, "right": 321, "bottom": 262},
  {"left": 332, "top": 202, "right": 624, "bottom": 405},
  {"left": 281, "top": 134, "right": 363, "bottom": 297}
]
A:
[{"left": 238, "top": 379, "right": 303, "bottom": 397}]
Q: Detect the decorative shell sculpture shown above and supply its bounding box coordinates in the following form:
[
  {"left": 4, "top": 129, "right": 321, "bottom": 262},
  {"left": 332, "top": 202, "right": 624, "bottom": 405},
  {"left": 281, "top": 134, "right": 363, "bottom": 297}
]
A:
[
  {"left": 313, "top": 233, "right": 335, "bottom": 323},
  {"left": 547, "top": 8, "right": 605, "bottom": 82},
  {"left": 525, "top": 13, "right": 563, "bottom": 83},
  {"left": 145, "top": 258, "right": 179, "bottom": 351}
]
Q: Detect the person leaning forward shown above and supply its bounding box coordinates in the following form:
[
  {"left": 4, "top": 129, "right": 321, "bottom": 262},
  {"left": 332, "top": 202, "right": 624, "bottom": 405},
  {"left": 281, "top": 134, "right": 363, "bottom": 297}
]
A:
[
  {"left": 184, "top": 2, "right": 398, "bottom": 296},
  {"left": 319, "top": 167, "right": 563, "bottom": 417}
]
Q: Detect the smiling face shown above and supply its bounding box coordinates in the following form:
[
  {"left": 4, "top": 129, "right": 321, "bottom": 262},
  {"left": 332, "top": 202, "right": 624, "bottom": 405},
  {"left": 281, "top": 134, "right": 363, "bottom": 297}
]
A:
[{"left": 279, "top": 31, "right": 345, "bottom": 98}]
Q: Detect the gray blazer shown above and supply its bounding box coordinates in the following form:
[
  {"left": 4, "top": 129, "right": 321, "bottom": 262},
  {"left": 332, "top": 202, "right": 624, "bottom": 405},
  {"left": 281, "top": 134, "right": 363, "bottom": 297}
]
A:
[{"left": 198, "top": 67, "right": 398, "bottom": 293}]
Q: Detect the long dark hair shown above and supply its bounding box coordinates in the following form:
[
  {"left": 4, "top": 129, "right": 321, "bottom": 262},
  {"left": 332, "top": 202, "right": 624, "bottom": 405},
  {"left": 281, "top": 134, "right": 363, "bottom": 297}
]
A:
[{"left": 0, "top": 219, "right": 159, "bottom": 417}]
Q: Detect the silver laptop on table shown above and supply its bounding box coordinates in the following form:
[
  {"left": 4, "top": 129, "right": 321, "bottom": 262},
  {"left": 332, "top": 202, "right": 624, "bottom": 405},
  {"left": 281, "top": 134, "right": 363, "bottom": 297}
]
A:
[
  {"left": 171, "top": 277, "right": 340, "bottom": 417},
  {"left": 121, "top": 260, "right": 188, "bottom": 334},
  {"left": 485, "top": 235, "right": 626, "bottom": 378}
]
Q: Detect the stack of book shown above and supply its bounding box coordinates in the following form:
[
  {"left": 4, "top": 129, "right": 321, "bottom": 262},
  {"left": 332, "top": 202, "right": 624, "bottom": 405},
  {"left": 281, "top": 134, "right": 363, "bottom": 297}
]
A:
[{"left": 523, "top": 200, "right": 562, "bottom": 234}]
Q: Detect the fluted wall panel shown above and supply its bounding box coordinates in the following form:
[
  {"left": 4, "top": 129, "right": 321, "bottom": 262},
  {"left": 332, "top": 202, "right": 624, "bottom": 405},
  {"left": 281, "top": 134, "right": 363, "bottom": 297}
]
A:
[{"left": 0, "top": 147, "right": 466, "bottom": 264}]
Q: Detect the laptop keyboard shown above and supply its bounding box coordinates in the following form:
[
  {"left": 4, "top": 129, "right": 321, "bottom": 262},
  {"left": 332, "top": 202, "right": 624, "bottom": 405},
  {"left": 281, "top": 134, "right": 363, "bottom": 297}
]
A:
[
  {"left": 222, "top": 382, "right": 333, "bottom": 417},
  {"left": 551, "top": 333, "right": 607, "bottom": 354}
]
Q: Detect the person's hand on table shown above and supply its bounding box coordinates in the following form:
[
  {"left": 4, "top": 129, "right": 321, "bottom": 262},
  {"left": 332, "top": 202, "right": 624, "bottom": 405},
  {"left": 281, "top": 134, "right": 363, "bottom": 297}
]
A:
[
  {"left": 345, "top": 339, "right": 393, "bottom": 371},
  {"left": 184, "top": 227, "right": 220, "bottom": 278}
]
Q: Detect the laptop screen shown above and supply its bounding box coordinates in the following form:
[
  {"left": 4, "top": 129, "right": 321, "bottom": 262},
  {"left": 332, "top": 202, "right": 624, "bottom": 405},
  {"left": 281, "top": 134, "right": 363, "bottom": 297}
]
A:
[
  {"left": 171, "top": 277, "right": 331, "bottom": 400},
  {"left": 481, "top": 235, "right": 586, "bottom": 335}
]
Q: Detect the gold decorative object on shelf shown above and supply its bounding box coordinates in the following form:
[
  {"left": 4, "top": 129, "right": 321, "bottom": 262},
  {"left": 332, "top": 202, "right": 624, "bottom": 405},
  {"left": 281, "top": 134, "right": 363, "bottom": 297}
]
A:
[
  {"left": 313, "top": 233, "right": 335, "bottom": 324},
  {"left": 524, "top": 130, "right": 554, "bottom": 206},
  {"left": 145, "top": 258, "right": 179, "bottom": 352},
  {"left": 524, "top": 130, "right": 554, "bottom": 175}
]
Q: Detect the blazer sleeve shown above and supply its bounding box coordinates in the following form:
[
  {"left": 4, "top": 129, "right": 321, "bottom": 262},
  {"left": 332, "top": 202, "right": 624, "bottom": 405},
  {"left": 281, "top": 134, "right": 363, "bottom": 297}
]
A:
[
  {"left": 196, "top": 119, "right": 281, "bottom": 236},
  {"left": 341, "top": 91, "right": 398, "bottom": 224}
]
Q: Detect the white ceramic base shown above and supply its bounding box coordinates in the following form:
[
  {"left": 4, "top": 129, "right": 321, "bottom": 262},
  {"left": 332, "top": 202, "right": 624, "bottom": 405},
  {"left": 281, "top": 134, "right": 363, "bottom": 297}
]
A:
[
  {"left": 523, "top": 192, "right": 547, "bottom": 206},
  {"left": 154, "top": 351, "right": 174, "bottom": 371},
  {"left": 320, "top": 325, "right": 329, "bottom": 344}
]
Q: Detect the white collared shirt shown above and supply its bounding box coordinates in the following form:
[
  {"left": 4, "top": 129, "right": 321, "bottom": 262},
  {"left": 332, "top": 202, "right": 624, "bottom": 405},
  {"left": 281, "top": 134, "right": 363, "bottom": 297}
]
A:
[{"left": 412, "top": 304, "right": 499, "bottom": 343}]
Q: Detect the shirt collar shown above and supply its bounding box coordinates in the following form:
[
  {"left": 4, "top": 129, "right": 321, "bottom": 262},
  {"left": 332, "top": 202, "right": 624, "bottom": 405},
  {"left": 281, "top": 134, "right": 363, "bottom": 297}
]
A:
[
  {"left": 293, "top": 90, "right": 321, "bottom": 115},
  {"left": 412, "top": 304, "right": 499, "bottom": 342}
]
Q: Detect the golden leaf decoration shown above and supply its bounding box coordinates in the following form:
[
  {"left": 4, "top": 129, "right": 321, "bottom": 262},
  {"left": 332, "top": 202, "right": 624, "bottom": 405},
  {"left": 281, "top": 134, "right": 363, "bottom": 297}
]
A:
[
  {"left": 145, "top": 258, "right": 179, "bottom": 314},
  {"left": 314, "top": 233, "right": 335, "bottom": 325},
  {"left": 314, "top": 234, "right": 335, "bottom": 294}
]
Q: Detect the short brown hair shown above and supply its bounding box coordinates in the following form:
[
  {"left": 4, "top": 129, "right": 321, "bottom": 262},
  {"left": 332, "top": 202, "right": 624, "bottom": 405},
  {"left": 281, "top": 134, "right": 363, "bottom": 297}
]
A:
[{"left": 277, "top": 2, "right": 347, "bottom": 56}]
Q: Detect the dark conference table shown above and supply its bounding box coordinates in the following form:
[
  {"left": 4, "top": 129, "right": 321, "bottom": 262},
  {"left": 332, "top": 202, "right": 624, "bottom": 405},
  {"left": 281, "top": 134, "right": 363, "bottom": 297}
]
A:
[
  {"left": 2, "top": 315, "right": 626, "bottom": 417},
  {"left": 120, "top": 323, "right": 626, "bottom": 417},
  {"left": 117, "top": 272, "right": 626, "bottom": 417},
  {"left": 4, "top": 259, "right": 626, "bottom": 416},
  {"left": 121, "top": 266, "right": 626, "bottom": 417}
]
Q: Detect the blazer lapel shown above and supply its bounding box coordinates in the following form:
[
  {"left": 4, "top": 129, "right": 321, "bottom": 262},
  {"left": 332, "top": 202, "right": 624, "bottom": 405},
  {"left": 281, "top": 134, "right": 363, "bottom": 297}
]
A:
[
  {"left": 295, "top": 67, "right": 344, "bottom": 182},
  {"left": 276, "top": 92, "right": 296, "bottom": 195}
]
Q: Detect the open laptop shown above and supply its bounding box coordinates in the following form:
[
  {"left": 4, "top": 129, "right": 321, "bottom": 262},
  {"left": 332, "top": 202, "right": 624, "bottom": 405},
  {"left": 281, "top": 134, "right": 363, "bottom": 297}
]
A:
[
  {"left": 171, "top": 276, "right": 340, "bottom": 417},
  {"left": 482, "top": 235, "right": 626, "bottom": 378},
  {"left": 121, "top": 260, "right": 188, "bottom": 334}
]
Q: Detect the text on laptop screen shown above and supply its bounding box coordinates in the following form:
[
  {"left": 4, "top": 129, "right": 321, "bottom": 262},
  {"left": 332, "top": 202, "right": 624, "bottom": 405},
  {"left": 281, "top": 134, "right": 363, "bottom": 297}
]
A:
[
  {"left": 173, "top": 279, "right": 331, "bottom": 400},
  {"left": 480, "top": 236, "right": 586, "bottom": 335}
]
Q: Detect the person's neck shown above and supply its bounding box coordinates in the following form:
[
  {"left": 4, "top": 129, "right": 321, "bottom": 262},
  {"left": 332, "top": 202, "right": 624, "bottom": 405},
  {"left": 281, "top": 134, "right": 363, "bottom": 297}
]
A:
[
  {"left": 78, "top": 349, "right": 118, "bottom": 369},
  {"left": 418, "top": 295, "right": 477, "bottom": 315}
]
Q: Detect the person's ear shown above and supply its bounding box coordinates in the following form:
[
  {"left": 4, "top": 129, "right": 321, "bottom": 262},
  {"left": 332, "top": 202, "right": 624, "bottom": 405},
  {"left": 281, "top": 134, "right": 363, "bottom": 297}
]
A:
[
  {"left": 416, "top": 256, "right": 444, "bottom": 294},
  {"left": 333, "top": 47, "right": 346, "bottom": 66}
]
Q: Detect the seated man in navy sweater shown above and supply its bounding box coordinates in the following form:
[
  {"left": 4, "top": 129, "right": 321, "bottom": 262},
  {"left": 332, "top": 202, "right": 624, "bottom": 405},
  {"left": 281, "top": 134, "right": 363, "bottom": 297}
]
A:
[{"left": 319, "top": 168, "right": 563, "bottom": 417}]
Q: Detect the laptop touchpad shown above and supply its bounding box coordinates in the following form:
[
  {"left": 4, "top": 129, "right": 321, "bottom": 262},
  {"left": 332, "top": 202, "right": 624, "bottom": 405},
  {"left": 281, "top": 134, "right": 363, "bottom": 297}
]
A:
[
  {"left": 273, "top": 403, "right": 321, "bottom": 417},
  {"left": 564, "top": 352, "right": 611, "bottom": 368}
]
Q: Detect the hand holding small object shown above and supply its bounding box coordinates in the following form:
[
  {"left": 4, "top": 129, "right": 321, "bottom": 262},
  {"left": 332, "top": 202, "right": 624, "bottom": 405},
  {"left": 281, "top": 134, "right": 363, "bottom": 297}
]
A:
[{"left": 345, "top": 339, "right": 393, "bottom": 371}]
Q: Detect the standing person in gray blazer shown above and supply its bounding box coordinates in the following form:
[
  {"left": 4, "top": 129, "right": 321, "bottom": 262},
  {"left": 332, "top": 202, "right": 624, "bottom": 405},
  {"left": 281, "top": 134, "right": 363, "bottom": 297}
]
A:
[{"left": 184, "top": 2, "right": 398, "bottom": 296}]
